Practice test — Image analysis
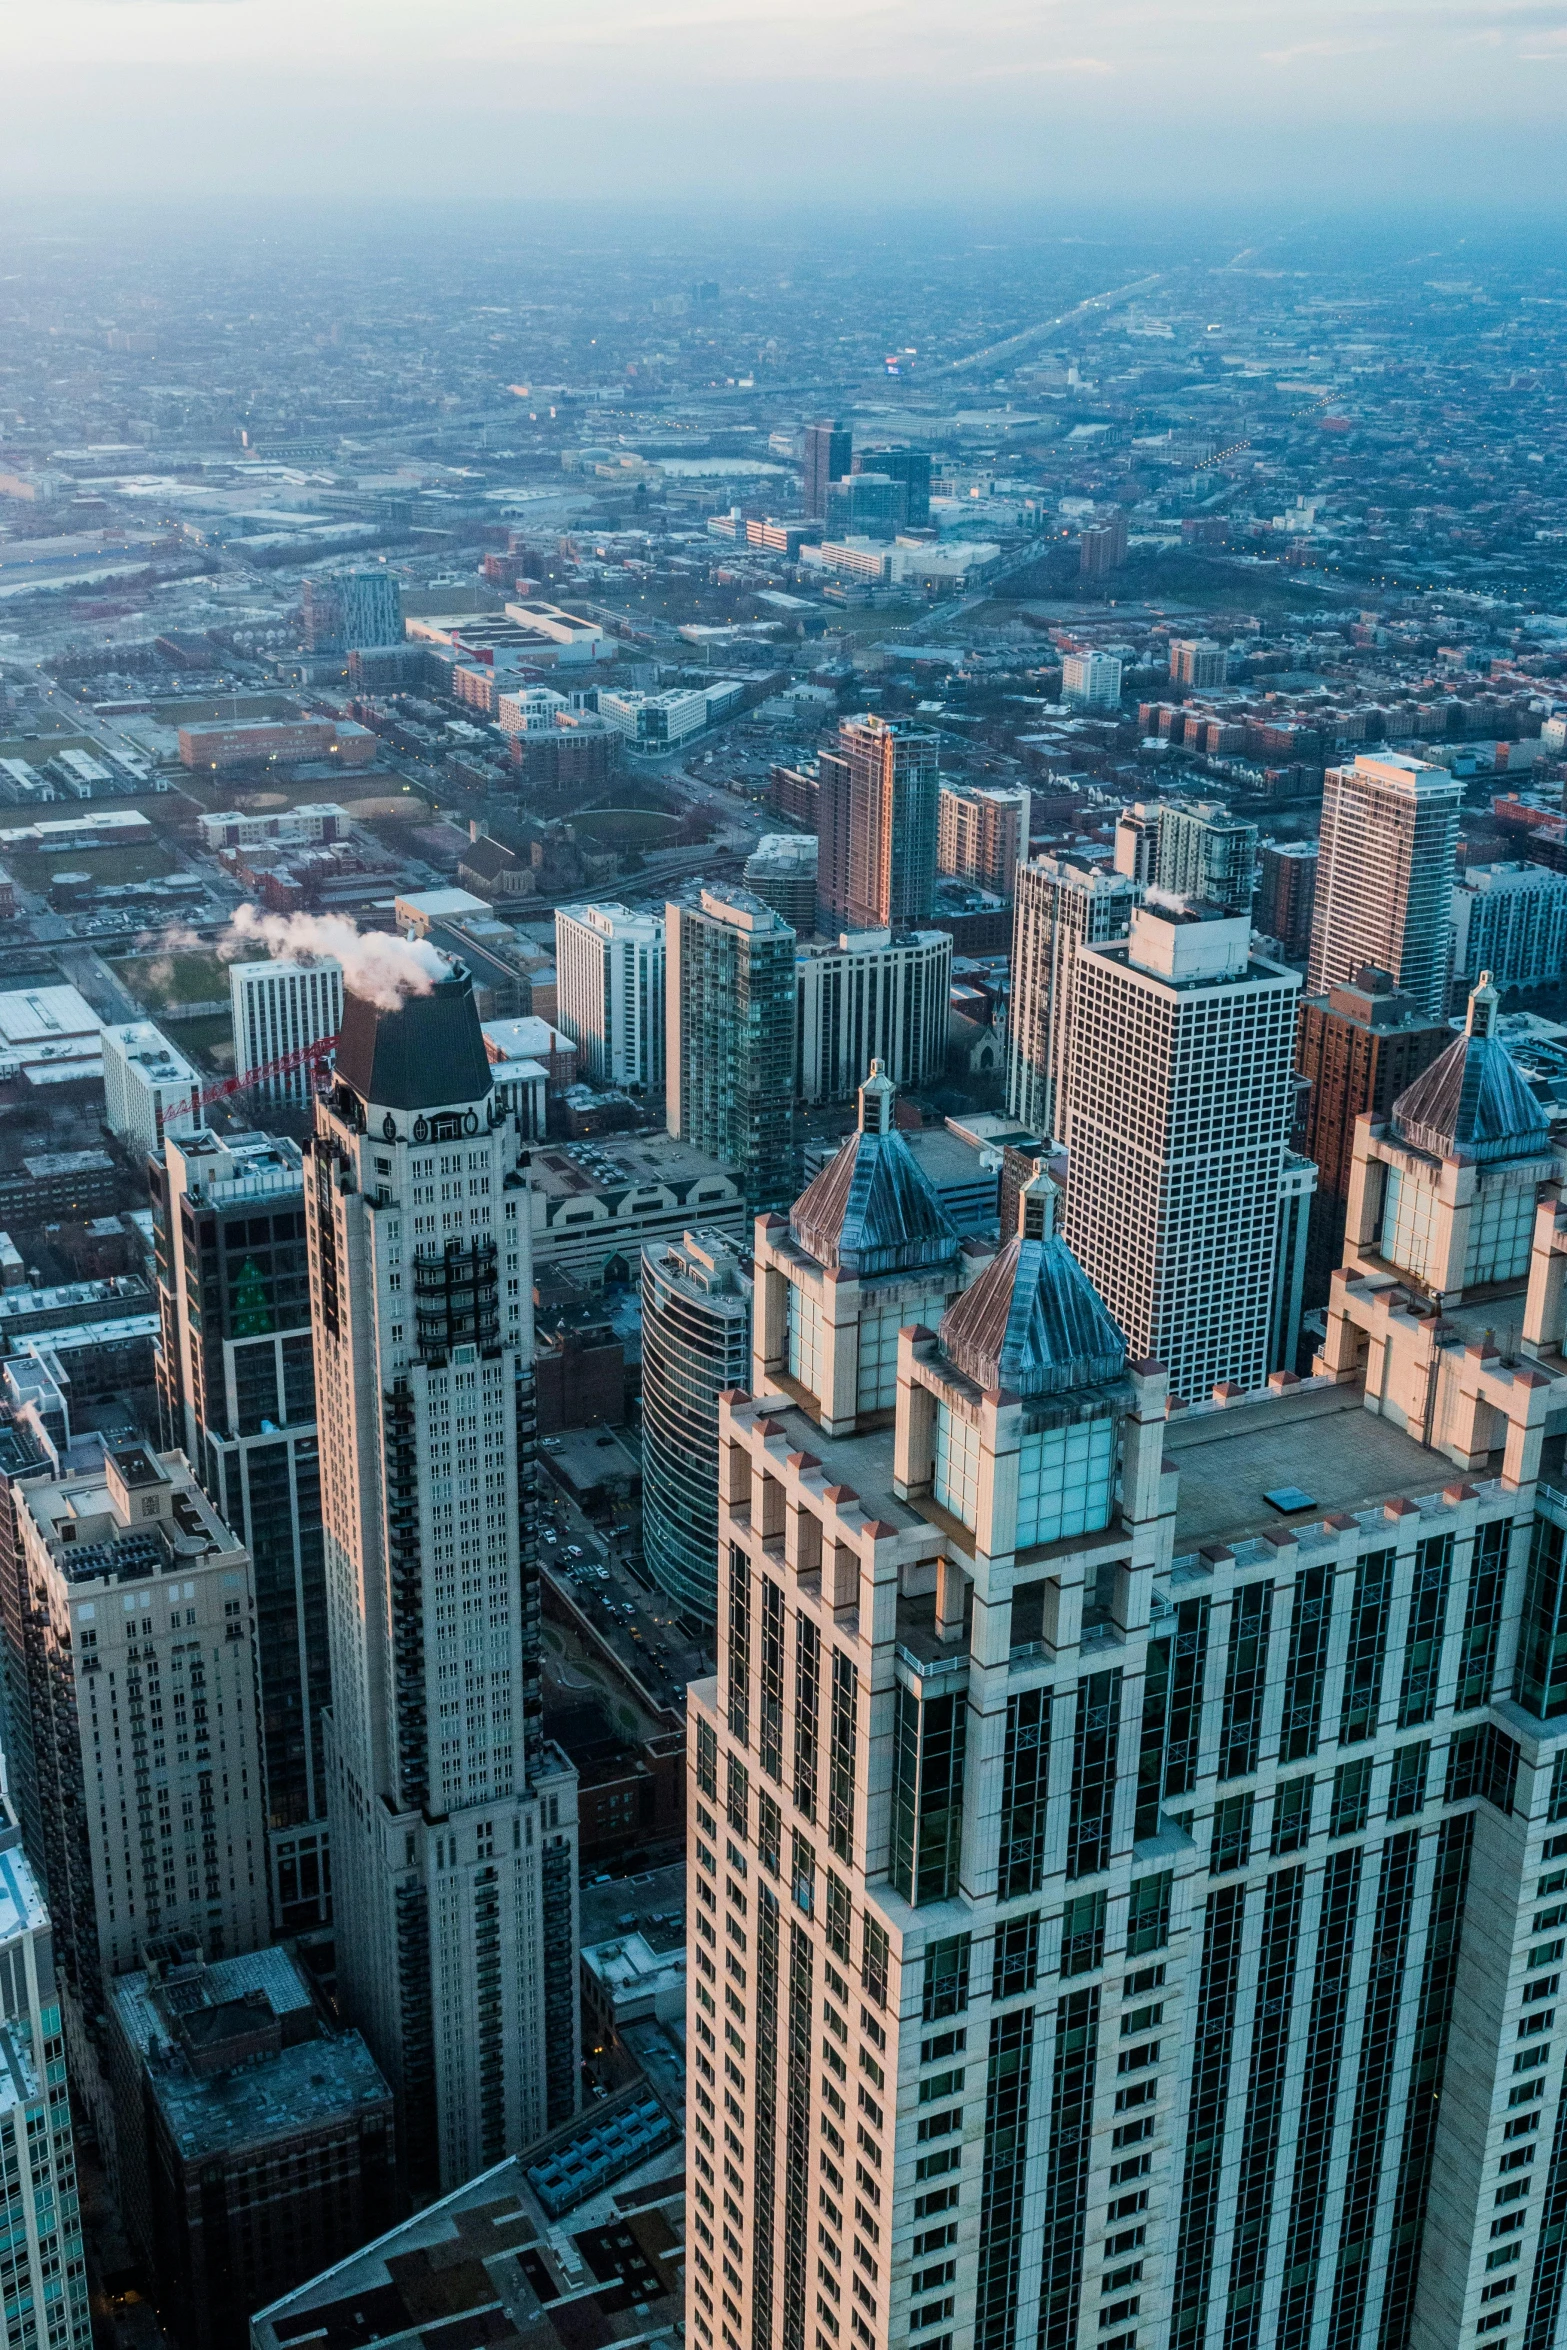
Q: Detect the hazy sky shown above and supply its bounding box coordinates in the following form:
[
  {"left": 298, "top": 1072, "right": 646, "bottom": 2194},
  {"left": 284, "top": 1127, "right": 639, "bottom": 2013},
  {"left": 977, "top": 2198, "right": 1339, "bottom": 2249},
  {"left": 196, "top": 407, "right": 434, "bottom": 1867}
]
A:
[{"left": 5, "top": 0, "right": 1567, "bottom": 208}]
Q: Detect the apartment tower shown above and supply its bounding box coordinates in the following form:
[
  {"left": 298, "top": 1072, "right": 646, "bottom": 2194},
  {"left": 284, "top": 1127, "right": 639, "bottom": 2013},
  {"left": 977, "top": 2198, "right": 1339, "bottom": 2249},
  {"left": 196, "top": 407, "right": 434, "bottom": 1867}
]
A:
[
  {"left": 1308, "top": 751, "right": 1462, "bottom": 1019},
  {"left": 1005, "top": 855, "right": 1139, "bottom": 1146},
  {"left": 818, "top": 718, "right": 941, "bottom": 936},
  {"left": 307, "top": 957, "right": 579, "bottom": 2197},
  {"left": 666, "top": 886, "right": 800, "bottom": 1212},
  {"left": 1063, "top": 902, "right": 1300, "bottom": 1401},
  {"left": 230, "top": 957, "right": 345, "bottom": 1105},
  {"left": 554, "top": 902, "right": 666, "bottom": 1093}
]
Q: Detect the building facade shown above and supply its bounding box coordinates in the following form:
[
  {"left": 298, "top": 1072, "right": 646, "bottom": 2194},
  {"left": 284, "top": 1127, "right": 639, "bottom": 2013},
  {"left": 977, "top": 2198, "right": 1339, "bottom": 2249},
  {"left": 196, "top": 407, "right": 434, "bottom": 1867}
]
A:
[
  {"left": 308, "top": 961, "right": 579, "bottom": 2198},
  {"left": 1308, "top": 752, "right": 1462, "bottom": 1020},
  {"left": 746, "top": 837, "right": 820, "bottom": 936},
  {"left": 1256, "top": 839, "right": 1319, "bottom": 963},
  {"left": 554, "top": 903, "right": 666, "bottom": 1094},
  {"left": 0, "top": 1819, "right": 90, "bottom": 2350},
  {"left": 1061, "top": 652, "right": 1124, "bottom": 709},
  {"left": 150, "top": 1128, "right": 331, "bottom": 1931},
  {"left": 796, "top": 930, "right": 951, "bottom": 1106},
  {"left": 1063, "top": 904, "right": 1300, "bottom": 1401},
  {"left": 937, "top": 787, "right": 1032, "bottom": 898},
  {"left": 690, "top": 1016, "right": 1567, "bottom": 2350},
  {"left": 1451, "top": 863, "right": 1567, "bottom": 1001},
  {"left": 102, "top": 1024, "right": 203, "bottom": 1162},
  {"left": 803, "top": 422, "right": 853, "bottom": 521},
  {"left": 1006, "top": 855, "right": 1139, "bottom": 1146},
  {"left": 666, "top": 886, "right": 800, "bottom": 1213},
  {"left": 1152, "top": 801, "right": 1257, "bottom": 918},
  {"left": 819, "top": 718, "right": 940, "bottom": 936},
  {"left": 1295, "top": 967, "right": 1451, "bottom": 1306},
  {"left": 641, "top": 1231, "right": 753, "bottom": 1626},
  {"left": 229, "top": 957, "right": 344, "bottom": 1105}
]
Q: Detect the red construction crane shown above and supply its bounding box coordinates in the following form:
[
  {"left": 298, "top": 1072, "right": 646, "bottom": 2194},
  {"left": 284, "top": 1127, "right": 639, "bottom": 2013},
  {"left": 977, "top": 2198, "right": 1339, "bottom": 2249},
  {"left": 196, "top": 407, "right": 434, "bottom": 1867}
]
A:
[{"left": 191, "top": 1032, "right": 338, "bottom": 1114}]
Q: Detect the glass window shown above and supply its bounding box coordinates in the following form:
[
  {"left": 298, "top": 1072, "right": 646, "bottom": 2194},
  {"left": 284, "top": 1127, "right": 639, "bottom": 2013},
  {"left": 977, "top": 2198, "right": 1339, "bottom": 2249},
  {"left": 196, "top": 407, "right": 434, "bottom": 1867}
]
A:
[
  {"left": 934, "top": 1406, "right": 981, "bottom": 1531},
  {"left": 1015, "top": 1415, "right": 1116, "bottom": 1549}
]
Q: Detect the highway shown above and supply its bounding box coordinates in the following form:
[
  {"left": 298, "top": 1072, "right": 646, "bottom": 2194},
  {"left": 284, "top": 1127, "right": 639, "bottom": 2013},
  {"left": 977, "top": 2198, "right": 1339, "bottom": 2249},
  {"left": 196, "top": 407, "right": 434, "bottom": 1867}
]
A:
[{"left": 943, "top": 274, "right": 1163, "bottom": 376}]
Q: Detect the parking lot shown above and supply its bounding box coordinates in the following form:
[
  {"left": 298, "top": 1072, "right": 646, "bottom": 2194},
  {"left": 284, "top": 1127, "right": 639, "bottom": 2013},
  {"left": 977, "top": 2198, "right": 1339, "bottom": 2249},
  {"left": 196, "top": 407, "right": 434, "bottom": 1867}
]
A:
[{"left": 536, "top": 1447, "right": 712, "bottom": 1705}]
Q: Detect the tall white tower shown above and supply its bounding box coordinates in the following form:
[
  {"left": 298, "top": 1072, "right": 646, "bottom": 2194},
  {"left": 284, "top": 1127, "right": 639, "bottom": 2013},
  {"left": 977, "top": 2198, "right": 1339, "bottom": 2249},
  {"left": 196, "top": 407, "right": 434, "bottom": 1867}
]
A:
[{"left": 307, "top": 957, "right": 579, "bottom": 2199}]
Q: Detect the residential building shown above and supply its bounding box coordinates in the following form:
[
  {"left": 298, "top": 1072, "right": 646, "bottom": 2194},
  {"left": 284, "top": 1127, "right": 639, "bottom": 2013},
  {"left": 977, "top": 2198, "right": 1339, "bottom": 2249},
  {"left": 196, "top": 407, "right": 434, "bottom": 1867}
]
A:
[
  {"left": 0, "top": 1153, "right": 117, "bottom": 1226},
  {"left": 1006, "top": 854, "right": 1139, "bottom": 1144},
  {"left": 1113, "top": 802, "right": 1160, "bottom": 887},
  {"left": 229, "top": 956, "right": 344, "bottom": 1105},
  {"left": 338, "top": 569, "right": 403, "bottom": 651},
  {"left": 554, "top": 903, "right": 665, "bottom": 1094},
  {"left": 101, "top": 1023, "right": 203, "bottom": 1161},
  {"left": 697, "top": 1039, "right": 1567, "bottom": 2350},
  {"left": 1153, "top": 800, "right": 1258, "bottom": 917},
  {"left": 1255, "top": 837, "right": 1319, "bottom": 961},
  {"left": 0, "top": 1434, "right": 269, "bottom": 2116},
  {"left": 1061, "top": 650, "right": 1124, "bottom": 708},
  {"left": 803, "top": 420, "right": 852, "bottom": 520},
  {"left": 149, "top": 1129, "right": 330, "bottom": 1931},
  {"left": 197, "top": 804, "right": 347, "bottom": 854},
  {"left": 0, "top": 1817, "right": 90, "bottom": 2350},
  {"left": 308, "top": 957, "right": 580, "bottom": 2198},
  {"left": 937, "top": 785, "right": 1032, "bottom": 896},
  {"left": 745, "top": 835, "right": 819, "bottom": 934},
  {"left": 818, "top": 716, "right": 940, "bottom": 935},
  {"left": 1295, "top": 966, "right": 1451, "bottom": 1304},
  {"left": 1308, "top": 751, "right": 1462, "bottom": 1019},
  {"left": 598, "top": 687, "right": 711, "bottom": 746},
  {"left": 1063, "top": 902, "right": 1300, "bottom": 1399},
  {"left": 106, "top": 1940, "right": 394, "bottom": 2350},
  {"left": 1451, "top": 863, "right": 1567, "bottom": 1000},
  {"left": 641, "top": 1230, "right": 753, "bottom": 1626},
  {"left": 666, "top": 886, "right": 799, "bottom": 1213},
  {"left": 1168, "top": 636, "right": 1227, "bottom": 688},
  {"left": 795, "top": 929, "right": 951, "bottom": 1104},
  {"left": 1079, "top": 511, "right": 1128, "bottom": 575}
]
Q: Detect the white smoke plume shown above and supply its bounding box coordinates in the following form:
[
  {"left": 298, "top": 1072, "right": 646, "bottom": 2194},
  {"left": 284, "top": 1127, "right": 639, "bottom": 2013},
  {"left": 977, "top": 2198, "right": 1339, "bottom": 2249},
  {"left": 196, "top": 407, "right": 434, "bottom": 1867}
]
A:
[
  {"left": 221, "top": 906, "right": 448, "bottom": 1013},
  {"left": 141, "top": 921, "right": 206, "bottom": 997}
]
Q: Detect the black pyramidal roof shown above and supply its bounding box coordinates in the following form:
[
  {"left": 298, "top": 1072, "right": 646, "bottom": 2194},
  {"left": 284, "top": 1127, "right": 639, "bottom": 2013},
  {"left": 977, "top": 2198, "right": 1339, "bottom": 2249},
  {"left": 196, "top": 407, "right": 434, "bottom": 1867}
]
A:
[{"left": 334, "top": 967, "right": 494, "bottom": 1113}]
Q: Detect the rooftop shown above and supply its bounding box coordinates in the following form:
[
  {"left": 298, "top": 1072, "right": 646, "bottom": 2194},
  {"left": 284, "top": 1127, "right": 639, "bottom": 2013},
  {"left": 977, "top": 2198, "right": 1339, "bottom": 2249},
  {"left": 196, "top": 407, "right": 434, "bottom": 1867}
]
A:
[
  {"left": 1161, "top": 1383, "right": 1466, "bottom": 1548},
  {"left": 528, "top": 1131, "right": 740, "bottom": 1207}
]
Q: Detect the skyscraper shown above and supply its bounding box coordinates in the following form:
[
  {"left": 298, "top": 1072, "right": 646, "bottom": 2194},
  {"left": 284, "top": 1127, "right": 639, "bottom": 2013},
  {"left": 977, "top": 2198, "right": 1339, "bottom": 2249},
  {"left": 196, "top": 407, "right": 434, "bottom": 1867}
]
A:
[
  {"left": 745, "top": 835, "right": 820, "bottom": 935},
  {"left": 817, "top": 717, "right": 940, "bottom": 935},
  {"left": 937, "top": 784, "right": 1032, "bottom": 896},
  {"left": 1295, "top": 965, "right": 1450, "bottom": 1305},
  {"left": 853, "top": 444, "right": 932, "bottom": 527},
  {"left": 301, "top": 570, "right": 402, "bottom": 655},
  {"left": 795, "top": 929, "right": 951, "bottom": 1104},
  {"left": 640, "top": 1230, "right": 752, "bottom": 1626},
  {"left": 0, "top": 1818, "right": 91, "bottom": 2350},
  {"left": 665, "top": 885, "right": 799, "bottom": 1211},
  {"left": 1063, "top": 901, "right": 1300, "bottom": 1400},
  {"left": 802, "top": 421, "right": 852, "bottom": 521},
  {"left": 695, "top": 1011, "right": 1567, "bottom": 2350},
  {"left": 230, "top": 956, "right": 344, "bottom": 1105},
  {"left": 1005, "top": 854, "right": 1139, "bottom": 1144},
  {"left": 1308, "top": 751, "right": 1462, "bottom": 1019},
  {"left": 150, "top": 1127, "right": 331, "bottom": 1930},
  {"left": 308, "top": 958, "right": 579, "bottom": 2197},
  {"left": 1255, "top": 837, "right": 1319, "bottom": 962},
  {"left": 554, "top": 902, "right": 665, "bottom": 1093}
]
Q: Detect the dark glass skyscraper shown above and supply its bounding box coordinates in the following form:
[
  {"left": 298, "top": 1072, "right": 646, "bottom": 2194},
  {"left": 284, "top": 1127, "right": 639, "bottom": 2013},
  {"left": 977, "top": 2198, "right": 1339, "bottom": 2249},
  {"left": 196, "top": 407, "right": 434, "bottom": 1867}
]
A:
[{"left": 801, "top": 419, "right": 851, "bottom": 520}]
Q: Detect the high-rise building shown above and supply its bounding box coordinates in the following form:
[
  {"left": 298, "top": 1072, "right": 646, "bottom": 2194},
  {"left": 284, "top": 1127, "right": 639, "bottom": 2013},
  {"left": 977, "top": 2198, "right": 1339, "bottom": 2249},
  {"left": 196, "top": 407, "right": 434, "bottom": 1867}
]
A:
[
  {"left": 795, "top": 929, "right": 951, "bottom": 1103},
  {"left": 853, "top": 444, "right": 932, "bottom": 527},
  {"left": 817, "top": 716, "right": 940, "bottom": 935},
  {"left": 1079, "top": 512, "right": 1128, "bottom": 576},
  {"left": 826, "top": 474, "right": 906, "bottom": 538},
  {"left": 0, "top": 1817, "right": 91, "bottom": 2350},
  {"left": 1006, "top": 854, "right": 1139, "bottom": 1144},
  {"left": 802, "top": 421, "right": 852, "bottom": 521},
  {"left": 1152, "top": 800, "right": 1258, "bottom": 917},
  {"left": 1112, "top": 802, "right": 1160, "bottom": 888},
  {"left": 1451, "top": 862, "right": 1567, "bottom": 1002},
  {"left": 149, "top": 1128, "right": 330, "bottom": 1930},
  {"left": 101, "top": 1022, "right": 203, "bottom": 1161},
  {"left": 666, "top": 886, "right": 799, "bottom": 1212},
  {"left": 309, "top": 959, "right": 579, "bottom": 2197},
  {"left": 1308, "top": 751, "right": 1462, "bottom": 1019},
  {"left": 0, "top": 1431, "right": 269, "bottom": 2116},
  {"left": 1255, "top": 837, "right": 1319, "bottom": 962},
  {"left": 1295, "top": 965, "right": 1455, "bottom": 1305},
  {"left": 745, "top": 835, "right": 820, "bottom": 935},
  {"left": 301, "top": 570, "right": 402, "bottom": 655},
  {"left": 698, "top": 1056, "right": 1567, "bottom": 2350},
  {"left": 230, "top": 957, "right": 345, "bottom": 1105},
  {"left": 1061, "top": 650, "right": 1124, "bottom": 708},
  {"left": 640, "top": 1230, "right": 753, "bottom": 1626},
  {"left": 1168, "top": 635, "right": 1227, "bottom": 688},
  {"left": 107, "top": 1938, "right": 394, "bottom": 2350},
  {"left": 937, "top": 784, "right": 1032, "bottom": 896},
  {"left": 1271, "top": 1148, "right": 1317, "bottom": 1373},
  {"left": 1064, "top": 902, "right": 1300, "bottom": 1399},
  {"left": 553, "top": 902, "right": 665, "bottom": 1093}
]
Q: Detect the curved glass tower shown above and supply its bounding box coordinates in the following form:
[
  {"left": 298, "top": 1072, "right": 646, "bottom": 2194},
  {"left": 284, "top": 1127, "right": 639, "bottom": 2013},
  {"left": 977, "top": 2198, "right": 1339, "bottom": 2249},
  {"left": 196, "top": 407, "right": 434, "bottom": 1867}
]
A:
[{"left": 640, "top": 1230, "right": 752, "bottom": 1626}]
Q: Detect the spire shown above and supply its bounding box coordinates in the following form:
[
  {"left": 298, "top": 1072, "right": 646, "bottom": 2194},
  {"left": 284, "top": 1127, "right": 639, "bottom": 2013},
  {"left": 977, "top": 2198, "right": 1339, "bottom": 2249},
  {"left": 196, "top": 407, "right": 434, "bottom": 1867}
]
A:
[
  {"left": 858, "top": 1060, "right": 896, "bottom": 1136},
  {"left": 1466, "top": 971, "right": 1498, "bottom": 1039},
  {"left": 1018, "top": 1163, "right": 1059, "bottom": 1242}
]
